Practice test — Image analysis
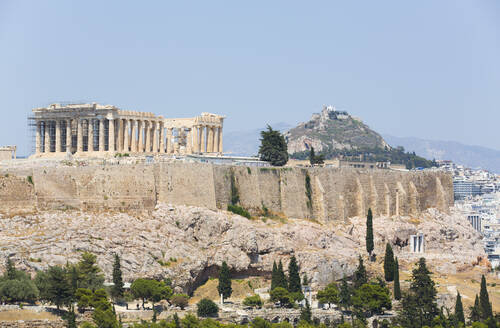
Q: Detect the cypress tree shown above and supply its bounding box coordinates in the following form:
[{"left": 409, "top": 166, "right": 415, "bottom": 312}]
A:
[
  {"left": 277, "top": 260, "right": 288, "bottom": 289},
  {"left": 5, "top": 258, "right": 16, "bottom": 280},
  {"left": 470, "top": 294, "right": 481, "bottom": 323},
  {"left": 271, "top": 261, "right": 278, "bottom": 290},
  {"left": 217, "top": 261, "right": 232, "bottom": 302},
  {"left": 393, "top": 257, "right": 401, "bottom": 300},
  {"left": 309, "top": 147, "right": 316, "bottom": 166},
  {"left": 300, "top": 299, "right": 312, "bottom": 323},
  {"left": 383, "top": 243, "right": 395, "bottom": 282},
  {"left": 455, "top": 291, "right": 465, "bottom": 325},
  {"left": 288, "top": 256, "right": 301, "bottom": 293},
  {"left": 302, "top": 273, "right": 309, "bottom": 286},
  {"left": 112, "top": 253, "right": 124, "bottom": 299},
  {"left": 366, "top": 209, "right": 374, "bottom": 256},
  {"left": 479, "top": 275, "right": 493, "bottom": 320},
  {"left": 353, "top": 255, "right": 367, "bottom": 289}
]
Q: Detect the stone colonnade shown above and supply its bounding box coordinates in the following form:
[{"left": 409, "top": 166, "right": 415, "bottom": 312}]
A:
[{"left": 32, "top": 104, "right": 225, "bottom": 157}]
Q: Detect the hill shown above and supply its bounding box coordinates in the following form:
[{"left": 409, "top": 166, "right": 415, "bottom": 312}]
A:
[
  {"left": 384, "top": 135, "right": 500, "bottom": 174},
  {"left": 284, "top": 105, "right": 390, "bottom": 154}
]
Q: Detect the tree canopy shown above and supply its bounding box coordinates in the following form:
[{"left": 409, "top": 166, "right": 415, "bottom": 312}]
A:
[{"left": 258, "top": 125, "right": 288, "bottom": 166}]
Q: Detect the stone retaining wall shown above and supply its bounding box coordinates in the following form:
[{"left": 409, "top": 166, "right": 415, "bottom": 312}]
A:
[{"left": 0, "top": 162, "right": 453, "bottom": 222}]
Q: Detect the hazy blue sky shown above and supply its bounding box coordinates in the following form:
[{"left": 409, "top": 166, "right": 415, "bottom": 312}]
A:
[{"left": 1, "top": 1, "right": 499, "bottom": 155}]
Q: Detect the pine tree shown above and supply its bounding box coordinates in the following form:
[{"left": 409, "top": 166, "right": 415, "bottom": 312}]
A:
[
  {"left": 277, "top": 260, "right": 288, "bottom": 290},
  {"left": 455, "top": 291, "right": 465, "bottom": 325},
  {"left": 479, "top": 275, "right": 493, "bottom": 320},
  {"left": 393, "top": 257, "right": 401, "bottom": 300},
  {"left": 383, "top": 243, "right": 395, "bottom": 282},
  {"left": 271, "top": 261, "right": 278, "bottom": 290},
  {"left": 65, "top": 307, "right": 77, "bottom": 328},
  {"left": 112, "top": 253, "right": 124, "bottom": 299},
  {"left": 300, "top": 299, "right": 312, "bottom": 323},
  {"left": 409, "top": 258, "right": 438, "bottom": 327},
  {"left": 288, "top": 256, "right": 301, "bottom": 293},
  {"left": 258, "top": 125, "right": 289, "bottom": 166},
  {"left": 470, "top": 294, "right": 481, "bottom": 323},
  {"left": 353, "top": 256, "right": 367, "bottom": 289},
  {"left": 366, "top": 209, "right": 374, "bottom": 256},
  {"left": 217, "top": 261, "right": 232, "bottom": 302}
]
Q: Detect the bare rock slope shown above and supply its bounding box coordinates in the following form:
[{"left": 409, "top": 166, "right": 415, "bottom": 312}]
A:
[{"left": 0, "top": 204, "right": 485, "bottom": 293}]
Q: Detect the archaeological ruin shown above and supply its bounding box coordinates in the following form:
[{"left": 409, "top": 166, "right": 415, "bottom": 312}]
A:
[{"left": 29, "top": 103, "right": 225, "bottom": 157}]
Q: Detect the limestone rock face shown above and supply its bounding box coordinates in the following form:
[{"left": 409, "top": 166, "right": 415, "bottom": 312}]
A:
[
  {"left": 0, "top": 205, "right": 485, "bottom": 293},
  {"left": 284, "top": 105, "right": 390, "bottom": 154}
]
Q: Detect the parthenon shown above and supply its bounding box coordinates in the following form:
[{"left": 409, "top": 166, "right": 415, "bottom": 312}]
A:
[{"left": 30, "top": 103, "right": 225, "bottom": 157}]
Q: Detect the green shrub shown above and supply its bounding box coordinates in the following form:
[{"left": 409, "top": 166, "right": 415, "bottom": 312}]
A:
[
  {"left": 227, "top": 204, "right": 251, "bottom": 219},
  {"left": 243, "top": 295, "right": 262, "bottom": 308},
  {"left": 27, "top": 176, "right": 34, "bottom": 185},
  {"left": 196, "top": 298, "right": 218, "bottom": 317}
]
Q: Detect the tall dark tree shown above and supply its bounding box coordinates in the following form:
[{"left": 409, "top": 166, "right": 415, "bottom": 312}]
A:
[
  {"left": 288, "top": 256, "right": 301, "bottom": 293},
  {"left": 217, "top": 261, "right": 232, "bottom": 302},
  {"left": 5, "top": 258, "right": 16, "bottom": 280},
  {"left": 393, "top": 258, "right": 401, "bottom": 300},
  {"left": 111, "top": 253, "right": 124, "bottom": 300},
  {"left": 47, "top": 266, "right": 72, "bottom": 310},
  {"left": 277, "top": 260, "right": 288, "bottom": 290},
  {"left": 383, "top": 243, "right": 395, "bottom": 282},
  {"left": 479, "top": 275, "right": 493, "bottom": 320},
  {"left": 300, "top": 299, "right": 312, "bottom": 323},
  {"left": 470, "top": 294, "right": 481, "bottom": 323},
  {"left": 455, "top": 291, "right": 465, "bottom": 326},
  {"left": 366, "top": 209, "right": 374, "bottom": 256},
  {"left": 339, "top": 276, "right": 352, "bottom": 312},
  {"left": 270, "top": 261, "right": 278, "bottom": 290},
  {"left": 408, "top": 258, "right": 438, "bottom": 327},
  {"left": 353, "top": 256, "right": 368, "bottom": 289},
  {"left": 258, "top": 125, "right": 288, "bottom": 166},
  {"left": 309, "top": 147, "right": 316, "bottom": 166}
]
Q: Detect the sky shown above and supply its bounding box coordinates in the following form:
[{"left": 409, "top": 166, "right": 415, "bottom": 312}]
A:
[{"left": 1, "top": 1, "right": 499, "bottom": 156}]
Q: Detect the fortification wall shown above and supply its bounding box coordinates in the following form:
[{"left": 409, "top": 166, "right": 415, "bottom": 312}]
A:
[{"left": 0, "top": 163, "right": 453, "bottom": 220}]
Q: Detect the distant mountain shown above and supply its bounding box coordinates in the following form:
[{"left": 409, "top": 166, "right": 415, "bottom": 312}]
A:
[
  {"left": 383, "top": 135, "right": 500, "bottom": 174},
  {"left": 284, "top": 105, "right": 390, "bottom": 154},
  {"left": 224, "top": 122, "right": 292, "bottom": 157}
]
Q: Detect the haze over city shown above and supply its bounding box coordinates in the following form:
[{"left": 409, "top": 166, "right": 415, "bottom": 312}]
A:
[{"left": 1, "top": 0, "right": 499, "bottom": 156}]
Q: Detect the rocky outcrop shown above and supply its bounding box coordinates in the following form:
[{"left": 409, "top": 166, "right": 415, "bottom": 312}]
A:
[
  {"left": 0, "top": 204, "right": 485, "bottom": 294},
  {"left": 285, "top": 105, "right": 390, "bottom": 154}
]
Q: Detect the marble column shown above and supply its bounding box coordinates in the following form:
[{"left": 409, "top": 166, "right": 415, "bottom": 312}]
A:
[
  {"left": 35, "top": 121, "right": 41, "bottom": 154},
  {"left": 88, "top": 119, "right": 94, "bottom": 152},
  {"left": 131, "top": 120, "right": 138, "bottom": 152},
  {"left": 186, "top": 129, "right": 192, "bottom": 154},
  {"left": 116, "top": 119, "right": 123, "bottom": 152},
  {"left": 153, "top": 122, "right": 159, "bottom": 153},
  {"left": 108, "top": 119, "right": 115, "bottom": 152},
  {"left": 218, "top": 126, "right": 223, "bottom": 154},
  {"left": 200, "top": 125, "right": 206, "bottom": 153},
  {"left": 138, "top": 121, "right": 144, "bottom": 152},
  {"left": 99, "top": 119, "right": 105, "bottom": 152},
  {"left": 77, "top": 119, "right": 83, "bottom": 153},
  {"left": 66, "top": 120, "right": 72, "bottom": 153},
  {"left": 145, "top": 121, "right": 151, "bottom": 152},
  {"left": 166, "top": 128, "right": 172, "bottom": 153},
  {"left": 123, "top": 119, "right": 130, "bottom": 152},
  {"left": 160, "top": 123, "right": 165, "bottom": 153},
  {"left": 56, "top": 120, "right": 63, "bottom": 152},
  {"left": 207, "top": 126, "right": 214, "bottom": 152},
  {"left": 213, "top": 126, "right": 219, "bottom": 154},
  {"left": 192, "top": 126, "right": 199, "bottom": 153}
]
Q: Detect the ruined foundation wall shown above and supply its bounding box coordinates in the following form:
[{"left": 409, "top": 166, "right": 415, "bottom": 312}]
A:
[{"left": 0, "top": 163, "right": 453, "bottom": 220}]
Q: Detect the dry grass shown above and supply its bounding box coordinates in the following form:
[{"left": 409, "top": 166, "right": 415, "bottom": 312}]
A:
[
  {"left": 190, "top": 277, "right": 269, "bottom": 304},
  {"left": 0, "top": 309, "right": 59, "bottom": 321}
]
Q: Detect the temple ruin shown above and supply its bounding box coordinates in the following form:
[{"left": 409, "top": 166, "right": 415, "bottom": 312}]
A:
[{"left": 29, "top": 103, "right": 224, "bottom": 157}]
